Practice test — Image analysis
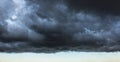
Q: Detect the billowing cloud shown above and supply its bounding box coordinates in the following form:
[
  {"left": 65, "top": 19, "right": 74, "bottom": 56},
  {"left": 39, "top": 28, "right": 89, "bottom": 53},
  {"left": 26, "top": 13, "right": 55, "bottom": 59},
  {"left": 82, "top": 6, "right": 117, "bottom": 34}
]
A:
[{"left": 0, "top": 0, "right": 120, "bottom": 52}]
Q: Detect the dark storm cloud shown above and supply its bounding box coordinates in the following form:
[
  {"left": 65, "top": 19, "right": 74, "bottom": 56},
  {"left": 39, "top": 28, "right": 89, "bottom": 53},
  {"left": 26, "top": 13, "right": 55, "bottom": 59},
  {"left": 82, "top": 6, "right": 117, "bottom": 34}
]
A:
[
  {"left": 67, "top": 0, "right": 120, "bottom": 15},
  {"left": 0, "top": 0, "right": 120, "bottom": 52}
]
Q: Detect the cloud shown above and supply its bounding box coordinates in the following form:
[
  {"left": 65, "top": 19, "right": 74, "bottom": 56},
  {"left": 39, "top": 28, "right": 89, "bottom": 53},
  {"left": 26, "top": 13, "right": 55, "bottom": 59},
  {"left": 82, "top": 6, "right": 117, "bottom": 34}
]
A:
[
  {"left": 0, "top": 0, "right": 120, "bottom": 52},
  {"left": 67, "top": 0, "right": 120, "bottom": 15}
]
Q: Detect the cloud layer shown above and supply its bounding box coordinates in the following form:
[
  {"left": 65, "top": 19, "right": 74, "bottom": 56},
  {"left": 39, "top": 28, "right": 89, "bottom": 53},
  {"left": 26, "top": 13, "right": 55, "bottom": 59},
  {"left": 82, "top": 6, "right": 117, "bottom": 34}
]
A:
[{"left": 0, "top": 0, "right": 120, "bottom": 52}]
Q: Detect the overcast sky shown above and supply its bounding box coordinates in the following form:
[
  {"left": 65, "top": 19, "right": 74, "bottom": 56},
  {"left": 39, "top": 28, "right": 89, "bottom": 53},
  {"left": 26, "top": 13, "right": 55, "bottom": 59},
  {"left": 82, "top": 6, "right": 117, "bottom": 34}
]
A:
[
  {"left": 0, "top": 0, "right": 120, "bottom": 52},
  {"left": 0, "top": 52, "right": 120, "bottom": 62},
  {"left": 0, "top": 0, "right": 120, "bottom": 62}
]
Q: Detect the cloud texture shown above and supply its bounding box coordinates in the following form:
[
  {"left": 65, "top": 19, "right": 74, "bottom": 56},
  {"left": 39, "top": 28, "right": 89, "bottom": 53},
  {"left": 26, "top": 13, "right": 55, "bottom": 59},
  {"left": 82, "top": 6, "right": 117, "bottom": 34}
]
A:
[{"left": 0, "top": 0, "right": 120, "bottom": 52}]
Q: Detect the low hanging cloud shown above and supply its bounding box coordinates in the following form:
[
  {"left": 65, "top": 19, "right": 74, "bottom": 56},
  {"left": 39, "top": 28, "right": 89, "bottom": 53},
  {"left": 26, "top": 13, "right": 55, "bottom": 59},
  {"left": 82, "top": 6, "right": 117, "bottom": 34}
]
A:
[{"left": 0, "top": 0, "right": 120, "bottom": 52}]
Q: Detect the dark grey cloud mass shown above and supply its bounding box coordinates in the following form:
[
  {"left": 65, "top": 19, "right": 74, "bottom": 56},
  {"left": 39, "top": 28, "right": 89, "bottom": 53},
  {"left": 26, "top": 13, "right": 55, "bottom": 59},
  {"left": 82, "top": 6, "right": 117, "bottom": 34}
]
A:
[{"left": 0, "top": 0, "right": 120, "bottom": 52}]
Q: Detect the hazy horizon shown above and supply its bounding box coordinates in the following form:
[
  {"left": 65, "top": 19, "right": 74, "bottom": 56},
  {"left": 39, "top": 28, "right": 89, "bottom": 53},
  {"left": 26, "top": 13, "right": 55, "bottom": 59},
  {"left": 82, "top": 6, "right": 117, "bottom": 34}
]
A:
[{"left": 0, "top": 52, "right": 120, "bottom": 62}]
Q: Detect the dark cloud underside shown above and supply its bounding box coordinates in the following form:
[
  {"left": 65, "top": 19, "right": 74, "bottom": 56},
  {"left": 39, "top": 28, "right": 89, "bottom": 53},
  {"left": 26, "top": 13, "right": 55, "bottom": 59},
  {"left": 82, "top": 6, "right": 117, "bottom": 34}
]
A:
[{"left": 0, "top": 0, "right": 120, "bottom": 52}]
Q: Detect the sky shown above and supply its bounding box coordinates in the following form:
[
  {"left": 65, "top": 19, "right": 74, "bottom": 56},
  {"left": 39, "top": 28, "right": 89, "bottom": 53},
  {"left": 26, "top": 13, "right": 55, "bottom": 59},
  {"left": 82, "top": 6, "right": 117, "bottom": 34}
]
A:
[
  {"left": 0, "top": 52, "right": 120, "bottom": 62},
  {"left": 0, "top": 0, "right": 120, "bottom": 52},
  {"left": 1, "top": 0, "right": 120, "bottom": 62}
]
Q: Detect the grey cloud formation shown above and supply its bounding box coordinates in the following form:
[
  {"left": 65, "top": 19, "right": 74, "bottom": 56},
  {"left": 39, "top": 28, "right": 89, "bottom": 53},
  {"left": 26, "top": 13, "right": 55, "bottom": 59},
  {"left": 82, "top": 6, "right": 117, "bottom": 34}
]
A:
[{"left": 0, "top": 0, "right": 120, "bottom": 52}]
